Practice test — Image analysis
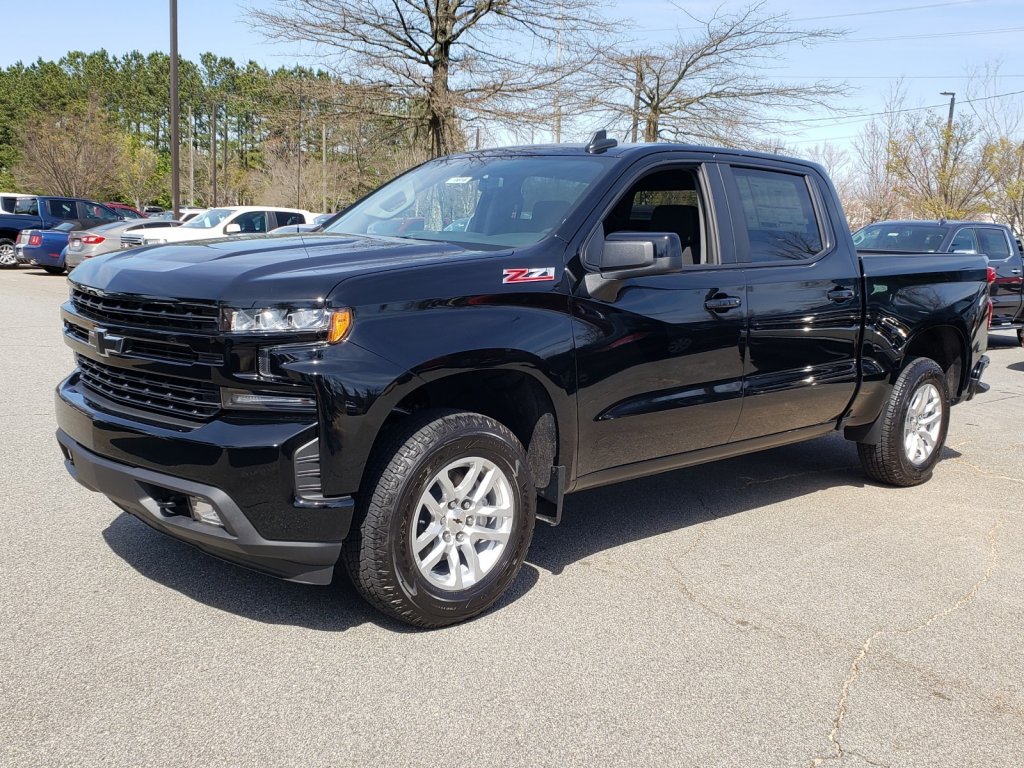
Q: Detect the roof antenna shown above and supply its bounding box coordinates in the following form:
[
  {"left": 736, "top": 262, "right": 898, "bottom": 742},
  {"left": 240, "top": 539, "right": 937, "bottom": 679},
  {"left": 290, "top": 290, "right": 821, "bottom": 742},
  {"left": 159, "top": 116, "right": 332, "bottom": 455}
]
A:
[{"left": 586, "top": 129, "right": 618, "bottom": 154}]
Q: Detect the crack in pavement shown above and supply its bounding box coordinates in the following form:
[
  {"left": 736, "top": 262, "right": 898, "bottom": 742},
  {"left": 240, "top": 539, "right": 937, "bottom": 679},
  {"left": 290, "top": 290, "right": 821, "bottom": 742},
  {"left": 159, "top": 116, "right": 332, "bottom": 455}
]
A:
[
  {"left": 809, "top": 514, "right": 1007, "bottom": 767},
  {"left": 739, "top": 465, "right": 859, "bottom": 486}
]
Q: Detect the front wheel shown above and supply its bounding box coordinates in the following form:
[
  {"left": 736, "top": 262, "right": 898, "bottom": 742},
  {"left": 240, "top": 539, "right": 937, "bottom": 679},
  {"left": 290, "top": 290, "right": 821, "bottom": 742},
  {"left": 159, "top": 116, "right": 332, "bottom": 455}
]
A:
[
  {"left": 0, "top": 239, "right": 16, "bottom": 268},
  {"left": 43, "top": 266, "right": 65, "bottom": 275},
  {"left": 343, "top": 410, "right": 536, "bottom": 628},
  {"left": 857, "top": 356, "right": 950, "bottom": 487}
]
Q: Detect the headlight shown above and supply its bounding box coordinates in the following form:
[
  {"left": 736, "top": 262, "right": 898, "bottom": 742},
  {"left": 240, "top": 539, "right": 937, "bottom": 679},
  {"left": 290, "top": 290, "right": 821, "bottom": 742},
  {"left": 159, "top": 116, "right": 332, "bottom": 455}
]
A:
[{"left": 221, "top": 306, "right": 353, "bottom": 343}]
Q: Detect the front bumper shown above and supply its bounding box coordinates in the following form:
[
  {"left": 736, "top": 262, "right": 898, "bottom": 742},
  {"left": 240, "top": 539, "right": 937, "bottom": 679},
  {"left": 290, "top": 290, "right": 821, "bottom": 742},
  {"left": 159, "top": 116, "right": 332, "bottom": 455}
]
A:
[{"left": 55, "top": 374, "right": 354, "bottom": 584}]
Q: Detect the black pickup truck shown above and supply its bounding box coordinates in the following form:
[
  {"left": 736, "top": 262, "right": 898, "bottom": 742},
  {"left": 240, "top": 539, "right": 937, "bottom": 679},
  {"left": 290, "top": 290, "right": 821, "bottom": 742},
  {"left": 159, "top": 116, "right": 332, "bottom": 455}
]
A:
[{"left": 55, "top": 137, "right": 991, "bottom": 627}]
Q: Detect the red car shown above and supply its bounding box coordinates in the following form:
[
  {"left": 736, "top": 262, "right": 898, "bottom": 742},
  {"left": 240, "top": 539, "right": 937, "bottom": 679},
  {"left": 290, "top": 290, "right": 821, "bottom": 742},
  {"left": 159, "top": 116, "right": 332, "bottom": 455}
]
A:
[{"left": 104, "top": 202, "right": 147, "bottom": 219}]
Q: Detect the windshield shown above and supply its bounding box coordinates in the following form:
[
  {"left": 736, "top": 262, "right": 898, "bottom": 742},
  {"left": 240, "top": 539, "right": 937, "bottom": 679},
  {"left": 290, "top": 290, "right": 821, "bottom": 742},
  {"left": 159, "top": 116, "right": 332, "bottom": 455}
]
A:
[
  {"left": 322, "top": 154, "right": 610, "bottom": 248},
  {"left": 183, "top": 208, "right": 233, "bottom": 229},
  {"left": 853, "top": 223, "right": 950, "bottom": 252}
]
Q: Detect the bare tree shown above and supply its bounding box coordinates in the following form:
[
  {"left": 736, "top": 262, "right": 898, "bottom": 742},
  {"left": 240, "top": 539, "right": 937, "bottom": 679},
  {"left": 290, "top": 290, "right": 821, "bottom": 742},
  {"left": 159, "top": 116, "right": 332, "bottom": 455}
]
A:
[
  {"left": 982, "top": 137, "right": 1024, "bottom": 232},
  {"left": 120, "top": 142, "right": 166, "bottom": 210},
  {"left": 14, "top": 100, "right": 125, "bottom": 198},
  {"left": 251, "top": 0, "right": 611, "bottom": 157},
  {"left": 584, "top": 1, "right": 848, "bottom": 146}
]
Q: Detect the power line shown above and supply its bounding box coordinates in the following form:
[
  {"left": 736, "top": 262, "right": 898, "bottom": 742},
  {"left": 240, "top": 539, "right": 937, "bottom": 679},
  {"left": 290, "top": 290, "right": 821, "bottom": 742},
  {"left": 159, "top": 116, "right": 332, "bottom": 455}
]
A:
[
  {"left": 796, "top": 88, "right": 1024, "bottom": 127},
  {"left": 846, "top": 25, "right": 1024, "bottom": 42},
  {"left": 630, "top": 0, "right": 982, "bottom": 33},
  {"left": 794, "top": 0, "right": 980, "bottom": 22}
]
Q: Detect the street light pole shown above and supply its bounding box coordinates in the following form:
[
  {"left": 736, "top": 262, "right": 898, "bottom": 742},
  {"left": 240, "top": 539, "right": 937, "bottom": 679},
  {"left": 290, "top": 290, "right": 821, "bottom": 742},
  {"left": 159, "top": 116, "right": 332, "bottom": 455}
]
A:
[
  {"left": 169, "top": 0, "right": 180, "bottom": 218},
  {"left": 940, "top": 91, "right": 956, "bottom": 131}
]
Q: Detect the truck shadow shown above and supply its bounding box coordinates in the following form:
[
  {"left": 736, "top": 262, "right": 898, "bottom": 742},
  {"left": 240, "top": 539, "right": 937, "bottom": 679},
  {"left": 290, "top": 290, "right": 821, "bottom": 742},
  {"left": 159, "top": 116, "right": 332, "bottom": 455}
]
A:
[
  {"left": 101, "top": 430, "right": 960, "bottom": 631},
  {"left": 527, "top": 432, "right": 960, "bottom": 576},
  {"left": 101, "top": 515, "right": 538, "bottom": 632}
]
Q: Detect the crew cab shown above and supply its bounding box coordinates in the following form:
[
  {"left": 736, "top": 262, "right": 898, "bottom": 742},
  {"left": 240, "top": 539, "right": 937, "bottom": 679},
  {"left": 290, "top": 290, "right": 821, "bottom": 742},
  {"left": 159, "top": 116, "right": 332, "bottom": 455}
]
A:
[
  {"left": 854, "top": 219, "right": 1024, "bottom": 342},
  {"left": 55, "top": 138, "right": 991, "bottom": 628}
]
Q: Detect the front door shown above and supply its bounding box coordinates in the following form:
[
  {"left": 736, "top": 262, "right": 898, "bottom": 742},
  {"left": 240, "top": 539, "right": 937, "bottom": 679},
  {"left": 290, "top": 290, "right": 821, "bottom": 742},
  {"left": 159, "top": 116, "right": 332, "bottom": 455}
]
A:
[{"left": 571, "top": 162, "right": 747, "bottom": 478}]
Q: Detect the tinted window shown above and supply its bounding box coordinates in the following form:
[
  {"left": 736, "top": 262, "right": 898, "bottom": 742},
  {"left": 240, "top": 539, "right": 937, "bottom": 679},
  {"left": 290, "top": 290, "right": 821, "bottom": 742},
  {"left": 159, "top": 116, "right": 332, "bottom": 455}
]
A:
[
  {"left": 277, "top": 212, "right": 305, "bottom": 227},
  {"left": 233, "top": 211, "right": 270, "bottom": 233},
  {"left": 81, "top": 202, "right": 118, "bottom": 222},
  {"left": 732, "top": 168, "right": 823, "bottom": 262},
  {"left": 949, "top": 228, "right": 977, "bottom": 253},
  {"left": 976, "top": 227, "right": 1011, "bottom": 258},
  {"left": 853, "top": 223, "right": 948, "bottom": 252},
  {"left": 47, "top": 199, "right": 77, "bottom": 219}
]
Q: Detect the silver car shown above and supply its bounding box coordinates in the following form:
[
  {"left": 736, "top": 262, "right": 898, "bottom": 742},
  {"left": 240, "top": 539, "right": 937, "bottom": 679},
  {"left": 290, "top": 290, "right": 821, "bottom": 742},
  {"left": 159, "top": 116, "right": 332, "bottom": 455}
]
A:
[{"left": 66, "top": 220, "right": 183, "bottom": 269}]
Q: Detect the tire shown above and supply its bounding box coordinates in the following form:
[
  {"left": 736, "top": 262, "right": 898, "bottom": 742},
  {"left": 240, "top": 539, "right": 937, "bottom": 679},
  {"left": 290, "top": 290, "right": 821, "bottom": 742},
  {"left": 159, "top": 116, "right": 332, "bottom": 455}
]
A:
[
  {"left": 43, "top": 266, "right": 65, "bottom": 275},
  {"left": 857, "top": 356, "right": 950, "bottom": 487},
  {"left": 343, "top": 409, "right": 536, "bottom": 628},
  {"left": 0, "top": 239, "right": 16, "bottom": 268},
  {"left": 1017, "top": 328, "right": 1023, "bottom": 347}
]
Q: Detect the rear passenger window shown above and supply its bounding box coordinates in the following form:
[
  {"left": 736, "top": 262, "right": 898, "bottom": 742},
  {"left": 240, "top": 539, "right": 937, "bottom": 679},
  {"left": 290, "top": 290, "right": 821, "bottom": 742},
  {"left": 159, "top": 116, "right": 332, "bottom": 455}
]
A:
[
  {"left": 976, "top": 228, "right": 1011, "bottom": 259},
  {"left": 277, "top": 212, "right": 305, "bottom": 227},
  {"left": 47, "top": 199, "right": 77, "bottom": 219},
  {"left": 732, "top": 167, "right": 823, "bottom": 262}
]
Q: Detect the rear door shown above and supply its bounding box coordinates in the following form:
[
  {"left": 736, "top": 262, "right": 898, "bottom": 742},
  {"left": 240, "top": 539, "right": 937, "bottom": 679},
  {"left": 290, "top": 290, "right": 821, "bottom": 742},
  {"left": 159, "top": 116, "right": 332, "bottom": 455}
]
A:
[
  {"left": 974, "top": 226, "right": 1023, "bottom": 327},
  {"left": 722, "top": 163, "right": 862, "bottom": 440},
  {"left": 571, "top": 158, "right": 748, "bottom": 477}
]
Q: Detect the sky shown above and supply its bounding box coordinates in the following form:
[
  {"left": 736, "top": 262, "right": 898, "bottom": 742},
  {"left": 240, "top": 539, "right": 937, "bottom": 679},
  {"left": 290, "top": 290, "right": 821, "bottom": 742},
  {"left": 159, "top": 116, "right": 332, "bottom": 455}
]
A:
[{"left": 2, "top": 0, "right": 1022, "bottom": 156}]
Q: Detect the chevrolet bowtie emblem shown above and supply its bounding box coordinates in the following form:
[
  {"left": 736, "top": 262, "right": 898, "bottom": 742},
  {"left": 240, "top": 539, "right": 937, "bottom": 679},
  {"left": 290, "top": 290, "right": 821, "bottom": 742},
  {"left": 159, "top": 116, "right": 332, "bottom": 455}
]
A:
[{"left": 87, "top": 327, "right": 125, "bottom": 357}]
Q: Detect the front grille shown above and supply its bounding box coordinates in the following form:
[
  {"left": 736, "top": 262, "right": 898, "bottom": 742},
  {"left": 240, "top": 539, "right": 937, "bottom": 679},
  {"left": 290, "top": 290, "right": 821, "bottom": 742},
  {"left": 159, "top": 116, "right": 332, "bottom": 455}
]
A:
[
  {"left": 72, "top": 288, "right": 219, "bottom": 332},
  {"left": 120, "top": 233, "right": 144, "bottom": 249},
  {"left": 77, "top": 355, "right": 221, "bottom": 420}
]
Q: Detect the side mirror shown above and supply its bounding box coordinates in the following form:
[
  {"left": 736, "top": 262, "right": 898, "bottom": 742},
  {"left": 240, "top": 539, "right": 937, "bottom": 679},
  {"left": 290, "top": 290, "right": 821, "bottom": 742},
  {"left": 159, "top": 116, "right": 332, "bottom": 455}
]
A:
[
  {"left": 585, "top": 230, "right": 684, "bottom": 279},
  {"left": 224, "top": 223, "right": 242, "bottom": 234}
]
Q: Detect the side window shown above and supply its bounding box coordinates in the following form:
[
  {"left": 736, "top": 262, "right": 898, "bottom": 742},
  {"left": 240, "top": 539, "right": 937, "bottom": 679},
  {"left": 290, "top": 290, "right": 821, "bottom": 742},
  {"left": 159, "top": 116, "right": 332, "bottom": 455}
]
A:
[
  {"left": 732, "top": 167, "right": 823, "bottom": 262},
  {"left": 233, "top": 211, "right": 269, "bottom": 233},
  {"left": 277, "top": 212, "right": 305, "bottom": 227},
  {"left": 976, "top": 227, "right": 1012, "bottom": 259},
  {"left": 83, "top": 203, "right": 118, "bottom": 222},
  {"left": 47, "top": 199, "right": 77, "bottom": 219},
  {"left": 949, "top": 228, "right": 978, "bottom": 253},
  {"left": 601, "top": 168, "right": 707, "bottom": 265}
]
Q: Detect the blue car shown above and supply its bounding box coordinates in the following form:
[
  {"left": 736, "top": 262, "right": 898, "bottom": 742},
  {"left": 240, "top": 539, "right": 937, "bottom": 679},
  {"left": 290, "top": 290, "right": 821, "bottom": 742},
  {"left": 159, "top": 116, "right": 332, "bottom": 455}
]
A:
[{"left": 14, "top": 221, "right": 79, "bottom": 274}]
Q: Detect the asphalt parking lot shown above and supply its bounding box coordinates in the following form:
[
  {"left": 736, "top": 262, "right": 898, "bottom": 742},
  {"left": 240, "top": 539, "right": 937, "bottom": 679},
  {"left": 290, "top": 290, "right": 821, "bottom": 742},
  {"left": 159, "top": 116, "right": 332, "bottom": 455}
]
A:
[{"left": 1, "top": 265, "right": 1022, "bottom": 768}]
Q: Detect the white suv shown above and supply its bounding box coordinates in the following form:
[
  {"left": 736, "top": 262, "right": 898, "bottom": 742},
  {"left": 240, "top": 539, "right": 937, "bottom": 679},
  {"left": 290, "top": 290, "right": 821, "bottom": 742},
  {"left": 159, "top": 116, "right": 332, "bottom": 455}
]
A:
[{"left": 142, "top": 206, "right": 315, "bottom": 245}]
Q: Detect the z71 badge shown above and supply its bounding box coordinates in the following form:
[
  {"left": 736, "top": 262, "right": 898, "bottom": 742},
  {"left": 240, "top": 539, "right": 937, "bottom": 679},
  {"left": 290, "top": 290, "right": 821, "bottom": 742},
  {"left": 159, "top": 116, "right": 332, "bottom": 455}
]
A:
[{"left": 502, "top": 267, "right": 556, "bottom": 284}]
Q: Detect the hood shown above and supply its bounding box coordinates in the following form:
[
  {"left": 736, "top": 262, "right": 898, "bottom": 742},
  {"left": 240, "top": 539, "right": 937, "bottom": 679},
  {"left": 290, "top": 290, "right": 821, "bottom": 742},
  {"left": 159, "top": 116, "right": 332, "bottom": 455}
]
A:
[{"left": 68, "top": 232, "right": 492, "bottom": 306}]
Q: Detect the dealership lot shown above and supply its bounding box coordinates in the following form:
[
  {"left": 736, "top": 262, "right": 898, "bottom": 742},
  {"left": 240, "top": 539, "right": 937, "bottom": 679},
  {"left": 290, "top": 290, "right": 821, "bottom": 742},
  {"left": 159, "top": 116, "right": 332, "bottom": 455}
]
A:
[{"left": 1, "top": 266, "right": 1022, "bottom": 767}]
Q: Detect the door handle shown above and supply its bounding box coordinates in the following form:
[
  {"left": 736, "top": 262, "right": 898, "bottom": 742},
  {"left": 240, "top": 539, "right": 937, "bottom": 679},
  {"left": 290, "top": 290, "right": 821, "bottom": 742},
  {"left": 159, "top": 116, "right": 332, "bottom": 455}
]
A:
[
  {"left": 1011, "top": 268, "right": 1022, "bottom": 275},
  {"left": 827, "top": 288, "right": 855, "bottom": 302},
  {"left": 704, "top": 296, "right": 742, "bottom": 311}
]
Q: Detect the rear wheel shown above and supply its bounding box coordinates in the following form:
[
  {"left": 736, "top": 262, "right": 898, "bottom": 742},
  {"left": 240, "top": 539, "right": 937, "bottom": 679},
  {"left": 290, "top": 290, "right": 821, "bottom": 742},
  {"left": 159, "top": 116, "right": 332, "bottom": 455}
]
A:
[
  {"left": 343, "top": 409, "right": 535, "bottom": 628},
  {"left": 857, "top": 356, "right": 950, "bottom": 487},
  {"left": 0, "top": 239, "right": 16, "bottom": 268}
]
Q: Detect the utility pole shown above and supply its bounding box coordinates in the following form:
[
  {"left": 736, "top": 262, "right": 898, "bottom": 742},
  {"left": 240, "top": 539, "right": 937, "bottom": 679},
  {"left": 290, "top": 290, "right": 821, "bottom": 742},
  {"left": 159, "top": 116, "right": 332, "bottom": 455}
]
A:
[
  {"left": 210, "top": 103, "right": 217, "bottom": 207},
  {"left": 296, "top": 96, "right": 303, "bottom": 209},
  {"left": 169, "top": 0, "right": 180, "bottom": 218},
  {"left": 188, "top": 105, "right": 194, "bottom": 206},
  {"left": 939, "top": 91, "right": 956, "bottom": 210},
  {"left": 222, "top": 105, "right": 229, "bottom": 204},
  {"left": 630, "top": 56, "right": 642, "bottom": 143}
]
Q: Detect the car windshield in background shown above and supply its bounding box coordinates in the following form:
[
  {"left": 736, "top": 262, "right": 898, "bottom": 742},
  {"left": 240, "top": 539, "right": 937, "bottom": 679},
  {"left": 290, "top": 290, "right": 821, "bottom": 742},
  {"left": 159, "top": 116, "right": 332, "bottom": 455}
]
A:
[
  {"left": 321, "top": 154, "right": 610, "bottom": 248},
  {"left": 853, "top": 223, "right": 950, "bottom": 252},
  {"left": 183, "top": 208, "right": 232, "bottom": 229}
]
